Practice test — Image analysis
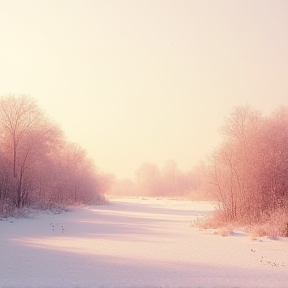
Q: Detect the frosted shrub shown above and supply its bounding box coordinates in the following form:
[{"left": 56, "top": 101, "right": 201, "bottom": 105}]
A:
[
  {"left": 218, "top": 225, "right": 234, "bottom": 236},
  {"left": 193, "top": 208, "right": 233, "bottom": 230},
  {"left": 0, "top": 203, "right": 32, "bottom": 219},
  {"left": 248, "top": 210, "right": 288, "bottom": 238},
  {"left": 0, "top": 202, "right": 16, "bottom": 218}
]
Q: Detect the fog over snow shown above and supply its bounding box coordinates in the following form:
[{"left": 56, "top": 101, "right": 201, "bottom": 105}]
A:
[{"left": 1, "top": 198, "right": 288, "bottom": 288}]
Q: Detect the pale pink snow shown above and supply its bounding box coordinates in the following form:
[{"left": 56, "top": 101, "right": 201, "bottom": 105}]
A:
[{"left": 1, "top": 197, "right": 288, "bottom": 288}]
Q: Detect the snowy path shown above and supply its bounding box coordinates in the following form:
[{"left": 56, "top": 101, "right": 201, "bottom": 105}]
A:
[{"left": 1, "top": 198, "right": 288, "bottom": 288}]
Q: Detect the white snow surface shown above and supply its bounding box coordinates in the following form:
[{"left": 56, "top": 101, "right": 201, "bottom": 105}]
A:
[{"left": 1, "top": 197, "right": 288, "bottom": 288}]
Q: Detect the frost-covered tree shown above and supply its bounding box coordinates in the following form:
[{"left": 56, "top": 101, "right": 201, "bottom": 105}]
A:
[
  {"left": 0, "top": 95, "right": 59, "bottom": 207},
  {"left": 0, "top": 94, "right": 106, "bottom": 214},
  {"left": 208, "top": 105, "right": 288, "bottom": 223}
]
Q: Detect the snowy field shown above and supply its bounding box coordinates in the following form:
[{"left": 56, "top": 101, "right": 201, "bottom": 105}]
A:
[{"left": 1, "top": 197, "right": 288, "bottom": 288}]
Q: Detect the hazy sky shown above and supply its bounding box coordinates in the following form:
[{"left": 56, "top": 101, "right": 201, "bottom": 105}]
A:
[{"left": 1, "top": 0, "right": 288, "bottom": 178}]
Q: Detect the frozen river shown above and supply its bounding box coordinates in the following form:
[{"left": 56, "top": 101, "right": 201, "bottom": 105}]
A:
[{"left": 1, "top": 197, "right": 288, "bottom": 287}]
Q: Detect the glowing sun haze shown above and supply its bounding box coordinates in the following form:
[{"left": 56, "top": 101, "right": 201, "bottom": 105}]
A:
[{"left": 0, "top": 0, "right": 288, "bottom": 178}]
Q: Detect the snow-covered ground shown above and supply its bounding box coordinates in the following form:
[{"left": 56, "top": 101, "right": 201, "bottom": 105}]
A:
[{"left": 1, "top": 197, "right": 288, "bottom": 288}]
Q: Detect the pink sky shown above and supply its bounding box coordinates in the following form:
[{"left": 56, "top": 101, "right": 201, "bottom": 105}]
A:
[{"left": 0, "top": 0, "right": 288, "bottom": 178}]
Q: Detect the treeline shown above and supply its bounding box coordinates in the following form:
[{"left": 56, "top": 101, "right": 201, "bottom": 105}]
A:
[
  {"left": 110, "top": 160, "right": 211, "bottom": 200},
  {"left": 0, "top": 95, "right": 108, "bottom": 216},
  {"left": 208, "top": 105, "right": 288, "bottom": 228}
]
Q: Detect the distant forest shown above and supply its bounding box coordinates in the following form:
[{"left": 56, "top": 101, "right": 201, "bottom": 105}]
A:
[{"left": 110, "top": 160, "right": 209, "bottom": 200}]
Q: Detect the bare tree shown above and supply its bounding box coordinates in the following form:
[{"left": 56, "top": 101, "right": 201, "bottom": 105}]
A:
[
  {"left": 0, "top": 95, "right": 60, "bottom": 207},
  {"left": 208, "top": 105, "right": 288, "bottom": 224}
]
